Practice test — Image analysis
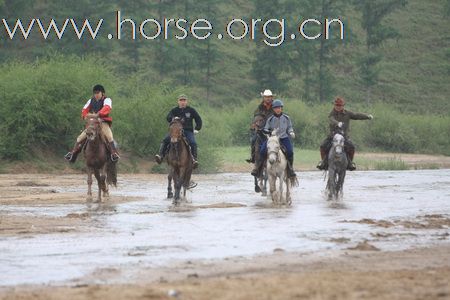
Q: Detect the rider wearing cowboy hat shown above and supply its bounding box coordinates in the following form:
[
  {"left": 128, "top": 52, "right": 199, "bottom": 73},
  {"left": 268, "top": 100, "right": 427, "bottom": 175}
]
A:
[
  {"left": 155, "top": 94, "right": 202, "bottom": 169},
  {"left": 252, "top": 99, "right": 297, "bottom": 179},
  {"left": 246, "top": 89, "right": 275, "bottom": 164},
  {"left": 317, "top": 97, "right": 373, "bottom": 171},
  {"left": 64, "top": 84, "right": 120, "bottom": 163}
]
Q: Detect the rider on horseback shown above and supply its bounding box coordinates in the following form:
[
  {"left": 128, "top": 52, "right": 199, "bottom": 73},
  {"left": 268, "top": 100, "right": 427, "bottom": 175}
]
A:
[
  {"left": 252, "top": 99, "right": 297, "bottom": 179},
  {"left": 317, "top": 97, "right": 373, "bottom": 171},
  {"left": 64, "top": 84, "right": 120, "bottom": 163},
  {"left": 246, "top": 89, "right": 274, "bottom": 164},
  {"left": 155, "top": 94, "right": 202, "bottom": 169}
]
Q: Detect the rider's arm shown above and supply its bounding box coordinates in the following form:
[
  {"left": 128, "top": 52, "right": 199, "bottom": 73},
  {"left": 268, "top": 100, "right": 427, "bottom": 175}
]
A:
[
  {"left": 348, "top": 110, "right": 371, "bottom": 120},
  {"left": 98, "top": 98, "right": 112, "bottom": 117},
  {"left": 328, "top": 110, "right": 339, "bottom": 126},
  {"left": 286, "top": 116, "right": 294, "bottom": 134},
  {"left": 263, "top": 117, "right": 272, "bottom": 133},
  {"left": 192, "top": 108, "right": 202, "bottom": 131},
  {"left": 81, "top": 99, "right": 91, "bottom": 119},
  {"left": 166, "top": 109, "right": 174, "bottom": 123}
]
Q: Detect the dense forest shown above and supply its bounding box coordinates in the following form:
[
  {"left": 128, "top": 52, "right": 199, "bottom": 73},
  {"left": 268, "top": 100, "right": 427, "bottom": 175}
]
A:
[{"left": 0, "top": 0, "right": 449, "bottom": 170}]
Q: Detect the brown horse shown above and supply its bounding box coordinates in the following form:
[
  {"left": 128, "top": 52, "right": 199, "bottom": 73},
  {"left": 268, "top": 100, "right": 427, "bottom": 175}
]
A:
[
  {"left": 166, "top": 118, "right": 193, "bottom": 205},
  {"left": 252, "top": 114, "right": 268, "bottom": 196},
  {"left": 84, "top": 114, "right": 117, "bottom": 202}
]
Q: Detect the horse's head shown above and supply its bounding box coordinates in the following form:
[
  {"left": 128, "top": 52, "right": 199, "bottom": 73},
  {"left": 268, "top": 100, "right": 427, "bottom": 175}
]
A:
[
  {"left": 267, "top": 135, "right": 280, "bottom": 165},
  {"left": 332, "top": 133, "right": 345, "bottom": 155},
  {"left": 169, "top": 117, "right": 184, "bottom": 143},
  {"left": 252, "top": 114, "right": 265, "bottom": 130},
  {"left": 85, "top": 114, "right": 102, "bottom": 141}
]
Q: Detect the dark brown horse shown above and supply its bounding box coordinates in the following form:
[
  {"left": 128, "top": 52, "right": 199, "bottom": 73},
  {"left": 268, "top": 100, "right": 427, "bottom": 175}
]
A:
[
  {"left": 166, "top": 118, "right": 193, "bottom": 205},
  {"left": 84, "top": 114, "right": 117, "bottom": 202},
  {"left": 252, "top": 114, "right": 268, "bottom": 196}
]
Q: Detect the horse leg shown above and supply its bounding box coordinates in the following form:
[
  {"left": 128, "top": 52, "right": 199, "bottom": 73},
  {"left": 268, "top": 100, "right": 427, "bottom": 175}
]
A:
[
  {"left": 269, "top": 175, "right": 276, "bottom": 203},
  {"left": 173, "top": 170, "right": 181, "bottom": 205},
  {"left": 261, "top": 170, "right": 268, "bottom": 197},
  {"left": 285, "top": 173, "right": 291, "bottom": 205},
  {"left": 254, "top": 176, "right": 261, "bottom": 193},
  {"left": 87, "top": 168, "right": 93, "bottom": 201},
  {"left": 327, "top": 169, "right": 335, "bottom": 201},
  {"left": 278, "top": 174, "right": 284, "bottom": 205},
  {"left": 94, "top": 169, "right": 102, "bottom": 203},
  {"left": 167, "top": 172, "right": 174, "bottom": 199},
  {"left": 101, "top": 167, "right": 109, "bottom": 198},
  {"left": 338, "top": 170, "right": 346, "bottom": 199}
]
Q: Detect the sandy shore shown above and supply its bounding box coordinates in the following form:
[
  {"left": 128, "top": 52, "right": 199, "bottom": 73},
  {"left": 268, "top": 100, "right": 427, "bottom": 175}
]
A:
[{"left": 1, "top": 245, "right": 449, "bottom": 300}]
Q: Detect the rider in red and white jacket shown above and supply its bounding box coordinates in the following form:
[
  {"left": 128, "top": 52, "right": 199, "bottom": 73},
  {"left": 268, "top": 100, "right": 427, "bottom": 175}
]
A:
[{"left": 64, "top": 84, "right": 119, "bottom": 163}]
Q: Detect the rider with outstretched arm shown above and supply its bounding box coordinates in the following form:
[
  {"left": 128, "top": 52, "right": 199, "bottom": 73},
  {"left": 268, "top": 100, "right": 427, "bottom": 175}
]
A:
[{"left": 317, "top": 97, "right": 373, "bottom": 171}]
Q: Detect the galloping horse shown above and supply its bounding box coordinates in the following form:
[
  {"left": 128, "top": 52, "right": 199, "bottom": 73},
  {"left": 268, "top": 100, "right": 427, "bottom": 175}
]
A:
[
  {"left": 166, "top": 118, "right": 194, "bottom": 205},
  {"left": 266, "top": 131, "right": 295, "bottom": 205},
  {"left": 326, "top": 131, "right": 347, "bottom": 200},
  {"left": 84, "top": 114, "right": 117, "bottom": 202},
  {"left": 252, "top": 114, "right": 268, "bottom": 196}
]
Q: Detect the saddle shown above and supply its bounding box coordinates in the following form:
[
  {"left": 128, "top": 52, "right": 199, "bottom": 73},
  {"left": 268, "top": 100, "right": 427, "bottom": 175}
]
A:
[{"left": 165, "top": 135, "right": 194, "bottom": 157}]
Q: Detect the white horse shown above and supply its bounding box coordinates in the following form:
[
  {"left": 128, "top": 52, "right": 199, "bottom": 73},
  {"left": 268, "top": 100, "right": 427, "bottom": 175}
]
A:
[
  {"left": 266, "top": 131, "right": 292, "bottom": 205},
  {"left": 326, "top": 132, "right": 347, "bottom": 201}
]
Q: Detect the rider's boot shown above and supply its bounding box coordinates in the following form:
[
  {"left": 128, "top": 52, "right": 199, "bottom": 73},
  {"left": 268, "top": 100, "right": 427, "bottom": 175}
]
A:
[
  {"left": 316, "top": 148, "right": 327, "bottom": 170},
  {"left": 287, "top": 157, "right": 297, "bottom": 178},
  {"left": 64, "top": 140, "right": 84, "bottom": 163},
  {"left": 155, "top": 142, "right": 166, "bottom": 164},
  {"left": 109, "top": 141, "right": 120, "bottom": 162},
  {"left": 251, "top": 158, "right": 263, "bottom": 177},
  {"left": 347, "top": 148, "right": 356, "bottom": 171},
  {"left": 191, "top": 144, "right": 199, "bottom": 169}
]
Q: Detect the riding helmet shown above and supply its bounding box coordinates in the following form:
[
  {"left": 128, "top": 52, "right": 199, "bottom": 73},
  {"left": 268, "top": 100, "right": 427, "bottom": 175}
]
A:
[
  {"left": 93, "top": 84, "right": 105, "bottom": 93},
  {"left": 272, "top": 99, "right": 284, "bottom": 108}
]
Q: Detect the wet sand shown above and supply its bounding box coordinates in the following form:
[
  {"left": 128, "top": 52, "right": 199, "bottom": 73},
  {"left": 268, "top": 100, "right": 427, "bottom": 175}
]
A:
[
  {"left": 1, "top": 246, "right": 449, "bottom": 300},
  {"left": 1, "top": 172, "right": 450, "bottom": 299}
]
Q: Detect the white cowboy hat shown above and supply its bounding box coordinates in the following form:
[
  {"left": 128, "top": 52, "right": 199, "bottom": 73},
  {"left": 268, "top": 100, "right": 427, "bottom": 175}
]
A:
[{"left": 260, "top": 89, "right": 275, "bottom": 97}]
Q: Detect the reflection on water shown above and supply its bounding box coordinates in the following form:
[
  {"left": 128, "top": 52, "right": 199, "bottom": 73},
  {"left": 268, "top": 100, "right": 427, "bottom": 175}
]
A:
[{"left": 1, "top": 170, "right": 450, "bottom": 286}]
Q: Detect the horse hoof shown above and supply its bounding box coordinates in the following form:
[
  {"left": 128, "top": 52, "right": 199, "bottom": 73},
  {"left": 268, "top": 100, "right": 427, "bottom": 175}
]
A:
[
  {"left": 255, "top": 186, "right": 261, "bottom": 193},
  {"left": 261, "top": 191, "right": 267, "bottom": 197},
  {"left": 167, "top": 192, "right": 174, "bottom": 199}
]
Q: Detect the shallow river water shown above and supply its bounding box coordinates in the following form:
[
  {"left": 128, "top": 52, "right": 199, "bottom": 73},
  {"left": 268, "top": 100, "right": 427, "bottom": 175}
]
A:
[{"left": 1, "top": 170, "right": 449, "bottom": 286}]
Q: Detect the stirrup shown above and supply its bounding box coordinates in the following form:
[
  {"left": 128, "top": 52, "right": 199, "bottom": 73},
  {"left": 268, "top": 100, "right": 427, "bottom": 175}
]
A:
[
  {"left": 316, "top": 161, "right": 323, "bottom": 170},
  {"left": 64, "top": 152, "right": 73, "bottom": 161}
]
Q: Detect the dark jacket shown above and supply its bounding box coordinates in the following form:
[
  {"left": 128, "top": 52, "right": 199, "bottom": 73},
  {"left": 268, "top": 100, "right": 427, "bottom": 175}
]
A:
[
  {"left": 328, "top": 109, "right": 371, "bottom": 138},
  {"left": 254, "top": 102, "right": 274, "bottom": 121},
  {"left": 167, "top": 106, "right": 202, "bottom": 132}
]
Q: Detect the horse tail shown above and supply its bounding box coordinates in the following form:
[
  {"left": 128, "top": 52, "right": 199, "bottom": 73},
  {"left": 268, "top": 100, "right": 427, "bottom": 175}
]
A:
[
  {"left": 289, "top": 176, "right": 299, "bottom": 187},
  {"left": 106, "top": 160, "right": 117, "bottom": 187}
]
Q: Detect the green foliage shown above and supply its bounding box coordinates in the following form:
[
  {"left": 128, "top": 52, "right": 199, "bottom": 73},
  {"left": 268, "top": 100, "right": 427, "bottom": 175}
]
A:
[{"left": 0, "top": 56, "right": 117, "bottom": 159}]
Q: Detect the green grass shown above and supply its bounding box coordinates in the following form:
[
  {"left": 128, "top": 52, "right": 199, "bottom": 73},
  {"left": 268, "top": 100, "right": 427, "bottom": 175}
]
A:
[{"left": 220, "top": 147, "right": 447, "bottom": 171}]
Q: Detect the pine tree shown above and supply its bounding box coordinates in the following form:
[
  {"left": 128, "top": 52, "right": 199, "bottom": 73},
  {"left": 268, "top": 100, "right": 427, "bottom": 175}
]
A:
[{"left": 355, "top": 0, "right": 408, "bottom": 104}]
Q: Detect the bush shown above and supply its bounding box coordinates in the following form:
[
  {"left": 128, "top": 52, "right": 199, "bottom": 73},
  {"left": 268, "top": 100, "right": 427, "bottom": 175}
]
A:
[{"left": 0, "top": 56, "right": 118, "bottom": 159}]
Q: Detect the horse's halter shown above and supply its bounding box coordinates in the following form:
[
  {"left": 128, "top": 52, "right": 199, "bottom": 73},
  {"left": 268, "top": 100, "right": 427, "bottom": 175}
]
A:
[
  {"left": 333, "top": 133, "right": 345, "bottom": 155},
  {"left": 85, "top": 116, "right": 101, "bottom": 141},
  {"left": 267, "top": 137, "right": 281, "bottom": 163},
  {"left": 169, "top": 119, "right": 184, "bottom": 144}
]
